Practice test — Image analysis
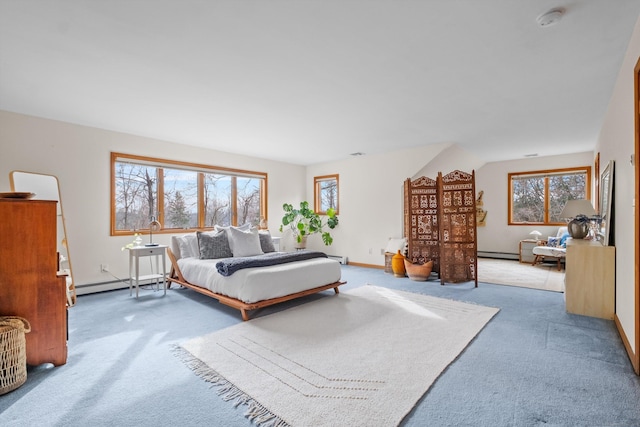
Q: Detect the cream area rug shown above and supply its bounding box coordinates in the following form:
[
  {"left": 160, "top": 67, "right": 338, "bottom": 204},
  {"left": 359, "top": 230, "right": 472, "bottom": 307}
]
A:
[
  {"left": 174, "top": 285, "right": 499, "bottom": 427},
  {"left": 477, "top": 258, "right": 565, "bottom": 292}
]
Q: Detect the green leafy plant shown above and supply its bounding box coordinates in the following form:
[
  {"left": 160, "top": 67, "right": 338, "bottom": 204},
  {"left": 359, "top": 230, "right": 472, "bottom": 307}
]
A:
[{"left": 279, "top": 201, "right": 339, "bottom": 246}]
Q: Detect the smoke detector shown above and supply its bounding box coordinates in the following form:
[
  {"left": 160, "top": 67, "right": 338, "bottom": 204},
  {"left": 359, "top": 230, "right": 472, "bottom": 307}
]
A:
[{"left": 536, "top": 8, "right": 565, "bottom": 27}]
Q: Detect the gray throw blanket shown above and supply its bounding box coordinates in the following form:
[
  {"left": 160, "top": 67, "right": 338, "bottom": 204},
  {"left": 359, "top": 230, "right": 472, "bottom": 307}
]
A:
[{"left": 215, "top": 250, "right": 328, "bottom": 276}]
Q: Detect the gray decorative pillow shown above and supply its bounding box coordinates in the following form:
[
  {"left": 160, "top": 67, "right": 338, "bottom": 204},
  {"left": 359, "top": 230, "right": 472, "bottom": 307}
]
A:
[
  {"left": 197, "top": 230, "right": 232, "bottom": 259},
  {"left": 228, "top": 227, "right": 264, "bottom": 257},
  {"left": 259, "top": 230, "right": 276, "bottom": 253}
]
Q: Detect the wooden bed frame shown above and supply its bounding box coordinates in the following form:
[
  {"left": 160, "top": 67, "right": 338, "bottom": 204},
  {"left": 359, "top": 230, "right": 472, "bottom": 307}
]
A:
[{"left": 166, "top": 248, "right": 346, "bottom": 321}]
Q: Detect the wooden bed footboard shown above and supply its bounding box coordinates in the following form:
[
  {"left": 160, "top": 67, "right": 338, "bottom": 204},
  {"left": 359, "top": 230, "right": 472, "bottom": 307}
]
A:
[{"left": 166, "top": 247, "right": 346, "bottom": 321}]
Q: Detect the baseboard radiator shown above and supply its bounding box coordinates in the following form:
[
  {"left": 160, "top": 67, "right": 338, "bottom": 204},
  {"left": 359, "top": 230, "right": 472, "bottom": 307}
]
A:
[
  {"left": 327, "top": 255, "right": 348, "bottom": 265},
  {"left": 477, "top": 251, "right": 519, "bottom": 261}
]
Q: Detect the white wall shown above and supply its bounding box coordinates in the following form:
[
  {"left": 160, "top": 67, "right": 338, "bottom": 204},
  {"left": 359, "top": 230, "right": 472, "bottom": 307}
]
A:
[
  {"left": 476, "top": 151, "right": 595, "bottom": 257},
  {"left": 0, "top": 110, "right": 305, "bottom": 292},
  {"left": 413, "top": 143, "right": 486, "bottom": 181},
  {"left": 597, "top": 14, "right": 640, "bottom": 354},
  {"left": 0, "top": 105, "right": 626, "bottom": 312},
  {"left": 305, "top": 142, "right": 594, "bottom": 265},
  {"left": 303, "top": 143, "right": 451, "bottom": 263}
]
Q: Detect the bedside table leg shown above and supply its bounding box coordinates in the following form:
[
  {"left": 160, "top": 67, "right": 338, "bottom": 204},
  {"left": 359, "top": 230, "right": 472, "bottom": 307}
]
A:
[
  {"left": 129, "top": 250, "right": 134, "bottom": 296},
  {"left": 162, "top": 252, "right": 167, "bottom": 296},
  {"left": 135, "top": 254, "right": 140, "bottom": 298}
]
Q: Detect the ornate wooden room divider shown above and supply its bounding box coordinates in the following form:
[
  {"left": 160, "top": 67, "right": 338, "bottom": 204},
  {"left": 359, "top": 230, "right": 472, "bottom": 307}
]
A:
[
  {"left": 437, "top": 170, "right": 477, "bottom": 286},
  {"left": 404, "top": 170, "right": 478, "bottom": 286},
  {"left": 404, "top": 176, "right": 440, "bottom": 274}
]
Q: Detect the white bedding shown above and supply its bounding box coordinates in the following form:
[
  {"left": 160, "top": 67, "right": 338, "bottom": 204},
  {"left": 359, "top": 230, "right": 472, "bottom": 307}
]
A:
[{"left": 177, "top": 256, "right": 342, "bottom": 303}]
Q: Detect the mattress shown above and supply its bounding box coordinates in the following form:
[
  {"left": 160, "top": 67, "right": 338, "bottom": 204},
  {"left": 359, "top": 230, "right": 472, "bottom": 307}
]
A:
[{"left": 177, "top": 256, "right": 342, "bottom": 303}]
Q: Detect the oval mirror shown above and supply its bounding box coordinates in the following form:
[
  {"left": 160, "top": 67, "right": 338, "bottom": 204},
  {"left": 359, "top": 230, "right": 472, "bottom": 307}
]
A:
[{"left": 10, "top": 171, "right": 76, "bottom": 306}]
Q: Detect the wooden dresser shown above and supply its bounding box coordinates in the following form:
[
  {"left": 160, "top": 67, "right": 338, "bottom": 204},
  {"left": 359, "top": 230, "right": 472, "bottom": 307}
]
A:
[
  {"left": 565, "top": 239, "right": 615, "bottom": 320},
  {"left": 0, "top": 199, "right": 67, "bottom": 366}
]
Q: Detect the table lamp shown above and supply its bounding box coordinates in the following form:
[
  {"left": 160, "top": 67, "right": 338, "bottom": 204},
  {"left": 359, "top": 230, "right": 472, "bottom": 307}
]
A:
[
  {"left": 147, "top": 216, "right": 161, "bottom": 246},
  {"left": 559, "top": 199, "right": 596, "bottom": 239},
  {"left": 529, "top": 230, "right": 542, "bottom": 242}
]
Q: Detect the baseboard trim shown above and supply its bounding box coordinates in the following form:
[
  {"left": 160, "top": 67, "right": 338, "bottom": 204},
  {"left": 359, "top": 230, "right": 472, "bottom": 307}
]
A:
[
  {"left": 347, "top": 261, "right": 384, "bottom": 269},
  {"left": 76, "top": 280, "right": 127, "bottom": 295},
  {"left": 615, "top": 314, "right": 639, "bottom": 375},
  {"left": 75, "top": 278, "right": 164, "bottom": 296}
]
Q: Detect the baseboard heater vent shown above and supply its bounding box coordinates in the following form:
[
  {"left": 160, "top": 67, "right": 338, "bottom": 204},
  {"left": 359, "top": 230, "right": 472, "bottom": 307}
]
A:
[
  {"left": 327, "top": 255, "right": 348, "bottom": 265},
  {"left": 76, "top": 280, "right": 128, "bottom": 295},
  {"left": 477, "top": 251, "right": 518, "bottom": 261}
]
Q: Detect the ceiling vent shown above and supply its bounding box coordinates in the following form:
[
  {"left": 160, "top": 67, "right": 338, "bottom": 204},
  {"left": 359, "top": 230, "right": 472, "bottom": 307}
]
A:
[{"left": 536, "top": 8, "right": 565, "bottom": 28}]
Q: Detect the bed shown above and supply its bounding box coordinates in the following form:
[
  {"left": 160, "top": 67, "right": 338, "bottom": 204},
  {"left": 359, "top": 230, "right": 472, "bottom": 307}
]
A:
[{"left": 166, "top": 228, "right": 345, "bottom": 320}]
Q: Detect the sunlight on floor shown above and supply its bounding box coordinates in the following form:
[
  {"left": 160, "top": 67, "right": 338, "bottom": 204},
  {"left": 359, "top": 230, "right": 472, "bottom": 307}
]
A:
[{"left": 374, "top": 287, "right": 444, "bottom": 320}]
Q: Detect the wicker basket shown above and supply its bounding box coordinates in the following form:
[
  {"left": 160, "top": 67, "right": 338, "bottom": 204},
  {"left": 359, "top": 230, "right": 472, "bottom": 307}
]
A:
[
  {"left": 384, "top": 252, "right": 394, "bottom": 274},
  {"left": 0, "top": 316, "right": 31, "bottom": 395}
]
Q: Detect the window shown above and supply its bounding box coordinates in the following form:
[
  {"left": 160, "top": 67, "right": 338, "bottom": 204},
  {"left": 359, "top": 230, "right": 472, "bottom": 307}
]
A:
[
  {"left": 111, "top": 153, "right": 267, "bottom": 235},
  {"left": 314, "top": 174, "right": 339, "bottom": 214},
  {"left": 509, "top": 166, "right": 591, "bottom": 225}
]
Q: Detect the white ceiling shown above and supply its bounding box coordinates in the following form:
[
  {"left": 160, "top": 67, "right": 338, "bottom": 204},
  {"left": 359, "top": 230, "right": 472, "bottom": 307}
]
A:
[{"left": 1, "top": 1, "right": 640, "bottom": 166}]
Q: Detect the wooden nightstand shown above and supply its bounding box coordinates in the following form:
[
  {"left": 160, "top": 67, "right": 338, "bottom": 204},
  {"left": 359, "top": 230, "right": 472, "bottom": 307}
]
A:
[{"left": 519, "top": 239, "right": 538, "bottom": 263}]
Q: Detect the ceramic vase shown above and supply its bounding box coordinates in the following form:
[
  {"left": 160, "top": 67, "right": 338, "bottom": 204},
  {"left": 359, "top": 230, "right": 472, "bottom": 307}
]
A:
[
  {"left": 404, "top": 259, "right": 434, "bottom": 281},
  {"left": 391, "top": 250, "right": 406, "bottom": 277}
]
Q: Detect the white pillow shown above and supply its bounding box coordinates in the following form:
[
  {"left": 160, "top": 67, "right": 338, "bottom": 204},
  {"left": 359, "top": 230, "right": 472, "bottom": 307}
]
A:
[
  {"left": 214, "top": 223, "right": 251, "bottom": 232},
  {"left": 385, "top": 237, "right": 407, "bottom": 254},
  {"left": 227, "top": 227, "right": 263, "bottom": 257},
  {"left": 177, "top": 233, "right": 199, "bottom": 259}
]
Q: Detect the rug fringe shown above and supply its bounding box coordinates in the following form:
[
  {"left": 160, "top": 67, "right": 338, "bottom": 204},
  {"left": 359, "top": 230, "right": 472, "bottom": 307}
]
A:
[{"left": 172, "top": 344, "right": 290, "bottom": 427}]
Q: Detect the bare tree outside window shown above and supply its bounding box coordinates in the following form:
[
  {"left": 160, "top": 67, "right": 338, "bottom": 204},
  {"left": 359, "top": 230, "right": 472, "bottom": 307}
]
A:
[
  {"left": 548, "top": 173, "right": 586, "bottom": 222},
  {"left": 511, "top": 176, "right": 544, "bottom": 222},
  {"left": 237, "top": 177, "right": 261, "bottom": 226},
  {"left": 204, "top": 174, "right": 231, "bottom": 227},
  {"left": 509, "top": 167, "right": 590, "bottom": 225},
  {"left": 115, "top": 163, "right": 157, "bottom": 231},
  {"left": 314, "top": 174, "right": 339, "bottom": 215},
  {"left": 111, "top": 153, "right": 267, "bottom": 235}
]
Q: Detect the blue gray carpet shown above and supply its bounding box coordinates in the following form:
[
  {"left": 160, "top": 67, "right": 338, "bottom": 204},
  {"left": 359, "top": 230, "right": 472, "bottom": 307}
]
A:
[{"left": 1, "top": 265, "right": 639, "bottom": 426}]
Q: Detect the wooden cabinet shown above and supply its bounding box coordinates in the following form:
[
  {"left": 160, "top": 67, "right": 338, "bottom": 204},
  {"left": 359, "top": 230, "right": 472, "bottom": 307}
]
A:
[
  {"left": 565, "top": 239, "right": 615, "bottom": 320},
  {"left": 0, "top": 199, "right": 67, "bottom": 366}
]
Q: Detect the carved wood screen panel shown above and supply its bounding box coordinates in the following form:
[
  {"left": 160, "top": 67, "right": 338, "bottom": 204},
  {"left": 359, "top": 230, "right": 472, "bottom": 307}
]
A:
[
  {"left": 438, "top": 170, "right": 478, "bottom": 286},
  {"left": 404, "top": 176, "right": 440, "bottom": 274}
]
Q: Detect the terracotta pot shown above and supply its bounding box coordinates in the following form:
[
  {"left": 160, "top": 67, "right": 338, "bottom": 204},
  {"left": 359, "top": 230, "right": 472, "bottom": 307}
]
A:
[
  {"left": 404, "top": 259, "right": 434, "bottom": 281},
  {"left": 391, "top": 250, "right": 406, "bottom": 277}
]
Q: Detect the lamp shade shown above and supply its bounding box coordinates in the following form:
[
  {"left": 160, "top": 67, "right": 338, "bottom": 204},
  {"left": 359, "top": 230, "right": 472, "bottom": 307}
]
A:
[
  {"left": 560, "top": 200, "right": 595, "bottom": 239},
  {"left": 559, "top": 199, "right": 596, "bottom": 219},
  {"left": 147, "top": 216, "right": 161, "bottom": 246}
]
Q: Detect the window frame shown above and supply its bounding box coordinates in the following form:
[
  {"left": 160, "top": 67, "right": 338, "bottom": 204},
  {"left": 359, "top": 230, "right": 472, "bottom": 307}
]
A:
[
  {"left": 508, "top": 166, "right": 592, "bottom": 226},
  {"left": 314, "top": 174, "right": 339, "bottom": 215},
  {"left": 111, "top": 152, "right": 268, "bottom": 236}
]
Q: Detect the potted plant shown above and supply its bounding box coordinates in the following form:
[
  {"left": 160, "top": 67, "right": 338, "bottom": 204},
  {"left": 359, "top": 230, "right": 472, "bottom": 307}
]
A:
[{"left": 279, "top": 201, "right": 339, "bottom": 248}]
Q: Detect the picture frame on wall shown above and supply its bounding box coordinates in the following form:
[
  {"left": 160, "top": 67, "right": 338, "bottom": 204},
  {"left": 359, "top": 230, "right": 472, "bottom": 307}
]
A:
[{"left": 599, "top": 160, "right": 615, "bottom": 246}]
